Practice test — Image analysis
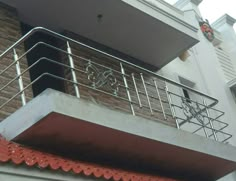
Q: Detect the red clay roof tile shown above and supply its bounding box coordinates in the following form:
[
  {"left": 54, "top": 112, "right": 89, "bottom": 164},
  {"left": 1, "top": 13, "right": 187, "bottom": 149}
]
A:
[{"left": 0, "top": 136, "right": 179, "bottom": 181}]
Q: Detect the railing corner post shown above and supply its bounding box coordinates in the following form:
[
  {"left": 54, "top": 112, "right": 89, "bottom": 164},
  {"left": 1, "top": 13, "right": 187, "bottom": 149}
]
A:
[
  {"left": 67, "top": 41, "right": 80, "bottom": 98},
  {"left": 165, "top": 82, "right": 179, "bottom": 129},
  {"left": 13, "top": 48, "right": 26, "bottom": 106}
]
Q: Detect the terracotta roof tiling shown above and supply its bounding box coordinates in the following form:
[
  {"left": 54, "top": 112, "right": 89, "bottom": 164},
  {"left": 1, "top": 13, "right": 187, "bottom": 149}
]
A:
[{"left": 0, "top": 136, "right": 179, "bottom": 181}]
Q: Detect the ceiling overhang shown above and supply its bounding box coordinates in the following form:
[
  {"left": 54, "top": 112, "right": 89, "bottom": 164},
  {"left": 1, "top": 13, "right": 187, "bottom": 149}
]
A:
[{"left": 0, "top": 0, "right": 199, "bottom": 68}]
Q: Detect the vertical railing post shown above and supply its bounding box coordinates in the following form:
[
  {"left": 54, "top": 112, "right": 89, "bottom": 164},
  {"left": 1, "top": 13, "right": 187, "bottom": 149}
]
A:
[
  {"left": 197, "top": 114, "right": 209, "bottom": 139},
  {"left": 140, "top": 73, "right": 153, "bottom": 114},
  {"left": 120, "top": 63, "right": 135, "bottom": 116},
  {"left": 203, "top": 98, "right": 218, "bottom": 141},
  {"left": 132, "top": 73, "right": 142, "bottom": 108},
  {"left": 153, "top": 79, "right": 166, "bottom": 120},
  {"left": 13, "top": 48, "right": 26, "bottom": 106},
  {"left": 165, "top": 83, "right": 179, "bottom": 129},
  {"left": 67, "top": 41, "right": 80, "bottom": 98}
]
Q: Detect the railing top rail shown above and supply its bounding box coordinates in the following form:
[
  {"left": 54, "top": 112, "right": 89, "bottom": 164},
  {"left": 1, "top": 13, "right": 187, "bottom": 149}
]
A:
[{"left": 0, "top": 26, "right": 218, "bottom": 106}]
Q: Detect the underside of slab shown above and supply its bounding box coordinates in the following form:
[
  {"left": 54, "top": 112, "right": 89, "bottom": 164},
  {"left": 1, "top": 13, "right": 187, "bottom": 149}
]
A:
[{"left": 0, "top": 0, "right": 198, "bottom": 69}]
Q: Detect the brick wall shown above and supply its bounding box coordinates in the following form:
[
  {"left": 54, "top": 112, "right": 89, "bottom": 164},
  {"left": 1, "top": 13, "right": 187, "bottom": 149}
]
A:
[
  {"left": 0, "top": 3, "right": 175, "bottom": 125},
  {"left": 61, "top": 31, "right": 176, "bottom": 127},
  {"left": 0, "top": 3, "right": 33, "bottom": 121}
]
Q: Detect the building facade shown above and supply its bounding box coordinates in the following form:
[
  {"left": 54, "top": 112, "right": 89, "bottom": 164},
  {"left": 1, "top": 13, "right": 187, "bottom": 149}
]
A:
[
  {"left": 161, "top": 1, "right": 236, "bottom": 180},
  {"left": 0, "top": 0, "right": 236, "bottom": 180}
]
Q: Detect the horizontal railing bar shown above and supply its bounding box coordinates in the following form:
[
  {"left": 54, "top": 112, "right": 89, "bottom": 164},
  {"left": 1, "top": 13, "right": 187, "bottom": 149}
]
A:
[
  {"left": 172, "top": 103, "right": 226, "bottom": 126},
  {"left": 207, "top": 107, "right": 225, "bottom": 114},
  {"left": 171, "top": 104, "right": 183, "bottom": 109},
  {"left": 0, "top": 56, "right": 141, "bottom": 110},
  {"left": 130, "top": 76, "right": 163, "bottom": 87},
  {"left": 39, "top": 42, "right": 129, "bottom": 76},
  {"left": 211, "top": 119, "right": 229, "bottom": 126},
  {"left": 0, "top": 54, "right": 169, "bottom": 111},
  {"left": 134, "top": 104, "right": 172, "bottom": 116},
  {"left": 192, "top": 119, "right": 227, "bottom": 134},
  {"left": 109, "top": 78, "right": 170, "bottom": 104},
  {"left": 206, "top": 112, "right": 225, "bottom": 121},
  {"left": 0, "top": 75, "right": 230, "bottom": 142},
  {"left": 0, "top": 27, "right": 219, "bottom": 107},
  {"left": 1, "top": 56, "right": 227, "bottom": 139},
  {"left": 0, "top": 27, "right": 230, "bottom": 142},
  {"left": 0, "top": 56, "right": 78, "bottom": 93},
  {"left": 3, "top": 82, "right": 173, "bottom": 124},
  {"left": 169, "top": 91, "right": 224, "bottom": 115},
  {"left": 0, "top": 41, "right": 129, "bottom": 80},
  {"left": 173, "top": 104, "right": 224, "bottom": 118},
  {"left": 170, "top": 99, "right": 224, "bottom": 127},
  {"left": 0, "top": 73, "right": 50, "bottom": 110},
  {"left": 208, "top": 125, "right": 229, "bottom": 137},
  {"left": 125, "top": 79, "right": 166, "bottom": 95},
  {"left": 0, "top": 44, "right": 129, "bottom": 97},
  {"left": 168, "top": 91, "right": 213, "bottom": 107},
  {"left": 173, "top": 107, "right": 209, "bottom": 127},
  {"left": 185, "top": 115, "right": 226, "bottom": 126},
  {"left": 0, "top": 41, "right": 83, "bottom": 77},
  {"left": 222, "top": 135, "right": 232, "bottom": 143},
  {"left": 0, "top": 72, "right": 130, "bottom": 110},
  {"left": 47, "top": 74, "right": 131, "bottom": 102},
  {"left": 188, "top": 120, "right": 230, "bottom": 135},
  {"left": 0, "top": 57, "right": 174, "bottom": 120},
  {"left": 176, "top": 115, "right": 229, "bottom": 136},
  {"left": 0, "top": 42, "right": 40, "bottom": 76},
  {"left": 32, "top": 42, "right": 128, "bottom": 76},
  {"left": 128, "top": 89, "right": 169, "bottom": 103},
  {"left": 175, "top": 117, "right": 186, "bottom": 122}
]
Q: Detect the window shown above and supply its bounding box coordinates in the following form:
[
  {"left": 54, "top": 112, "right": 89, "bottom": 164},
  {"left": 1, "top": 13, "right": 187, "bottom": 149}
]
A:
[
  {"left": 178, "top": 76, "right": 196, "bottom": 103},
  {"left": 182, "top": 89, "right": 191, "bottom": 103}
]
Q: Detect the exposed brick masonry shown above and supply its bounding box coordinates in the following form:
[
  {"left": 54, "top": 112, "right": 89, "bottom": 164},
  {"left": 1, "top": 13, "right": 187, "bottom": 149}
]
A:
[
  {"left": 61, "top": 31, "right": 176, "bottom": 127},
  {"left": 0, "top": 3, "right": 33, "bottom": 121}
]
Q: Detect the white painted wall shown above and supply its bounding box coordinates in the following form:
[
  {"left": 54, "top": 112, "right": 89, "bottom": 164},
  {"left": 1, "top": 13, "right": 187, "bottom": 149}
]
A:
[
  {"left": 161, "top": 1, "right": 236, "bottom": 180},
  {"left": 212, "top": 15, "right": 236, "bottom": 71},
  {"left": 162, "top": 0, "right": 236, "bottom": 145}
]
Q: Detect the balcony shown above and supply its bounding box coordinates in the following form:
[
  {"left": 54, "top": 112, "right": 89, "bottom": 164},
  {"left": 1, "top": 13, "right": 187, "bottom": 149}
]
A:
[
  {"left": 0, "top": 27, "right": 235, "bottom": 180},
  {"left": 0, "top": 0, "right": 199, "bottom": 69}
]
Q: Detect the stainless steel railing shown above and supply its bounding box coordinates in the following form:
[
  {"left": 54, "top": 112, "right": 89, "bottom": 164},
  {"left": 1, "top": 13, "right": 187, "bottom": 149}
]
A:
[{"left": 0, "top": 27, "right": 232, "bottom": 143}]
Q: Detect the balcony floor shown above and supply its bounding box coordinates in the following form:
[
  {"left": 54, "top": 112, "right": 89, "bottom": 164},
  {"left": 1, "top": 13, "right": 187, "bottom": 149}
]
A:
[{"left": 0, "top": 89, "right": 236, "bottom": 180}]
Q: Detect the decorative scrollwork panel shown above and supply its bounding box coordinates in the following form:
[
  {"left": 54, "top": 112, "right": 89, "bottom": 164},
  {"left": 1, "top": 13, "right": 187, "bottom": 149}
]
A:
[
  {"left": 85, "top": 61, "right": 119, "bottom": 95},
  {"left": 181, "top": 98, "right": 206, "bottom": 124}
]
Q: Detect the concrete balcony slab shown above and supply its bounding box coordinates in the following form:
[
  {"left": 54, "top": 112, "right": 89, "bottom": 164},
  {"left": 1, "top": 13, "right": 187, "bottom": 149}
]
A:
[{"left": 0, "top": 89, "right": 236, "bottom": 180}]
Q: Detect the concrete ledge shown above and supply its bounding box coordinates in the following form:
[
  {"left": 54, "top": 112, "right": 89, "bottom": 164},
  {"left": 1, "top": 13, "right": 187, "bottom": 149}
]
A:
[
  {"left": 212, "top": 14, "right": 236, "bottom": 29},
  {"left": 175, "top": 0, "right": 203, "bottom": 8},
  {"left": 0, "top": 89, "right": 236, "bottom": 180},
  {"left": 0, "top": 164, "right": 96, "bottom": 181}
]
